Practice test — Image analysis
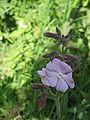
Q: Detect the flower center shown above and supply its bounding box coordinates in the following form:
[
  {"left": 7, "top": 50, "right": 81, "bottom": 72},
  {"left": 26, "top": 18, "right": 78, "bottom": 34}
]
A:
[{"left": 57, "top": 72, "right": 63, "bottom": 79}]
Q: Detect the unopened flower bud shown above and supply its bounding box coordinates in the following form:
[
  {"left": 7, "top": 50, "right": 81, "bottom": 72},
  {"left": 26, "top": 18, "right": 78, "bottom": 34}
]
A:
[
  {"left": 38, "top": 94, "right": 45, "bottom": 111},
  {"left": 64, "top": 54, "right": 75, "bottom": 61},
  {"left": 44, "top": 32, "right": 59, "bottom": 39},
  {"left": 42, "top": 52, "right": 63, "bottom": 60},
  {"left": 44, "top": 27, "right": 61, "bottom": 40},
  {"left": 64, "top": 54, "right": 80, "bottom": 70},
  {"left": 30, "top": 83, "right": 44, "bottom": 90},
  {"left": 62, "top": 35, "right": 69, "bottom": 46},
  {"left": 42, "top": 51, "right": 57, "bottom": 58},
  {"left": 42, "top": 53, "right": 53, "bottom": 58},
  {"left": 56, "top": 27, "right": 61, "bottom": 36}
]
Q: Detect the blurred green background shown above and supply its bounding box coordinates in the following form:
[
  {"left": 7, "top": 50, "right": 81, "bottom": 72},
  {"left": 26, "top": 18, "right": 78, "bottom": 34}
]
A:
[{"left": 0, "top": 0, "right": 90, "bottom": 120}]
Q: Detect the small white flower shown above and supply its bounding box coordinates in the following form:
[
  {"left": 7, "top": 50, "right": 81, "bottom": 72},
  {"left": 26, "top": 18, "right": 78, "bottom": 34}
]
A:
[
  {"left": 18, "top": 21, "right": 27, "bottom": 29},
  {"left": 23, "top": 24, "right": 27, "bottom": 29},
  {"left": 18, "top": 21, "right": 23, "bottom": 27}
]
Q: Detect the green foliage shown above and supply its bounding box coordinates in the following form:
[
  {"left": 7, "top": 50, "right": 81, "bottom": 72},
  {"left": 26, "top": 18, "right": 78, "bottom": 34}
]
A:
[{"left": 0, "top": 0, "right": 90, "bottom": 119}]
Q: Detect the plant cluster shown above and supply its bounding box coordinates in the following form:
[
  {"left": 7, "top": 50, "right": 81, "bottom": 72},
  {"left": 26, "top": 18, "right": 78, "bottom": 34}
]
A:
[{"left": 0, "top": 0, "right": 90, "bottom": 120}]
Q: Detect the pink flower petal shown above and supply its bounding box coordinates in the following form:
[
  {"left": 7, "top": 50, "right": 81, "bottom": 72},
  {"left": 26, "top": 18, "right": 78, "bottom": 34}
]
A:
[
  {"left": 46, "top": 76, "right": 58, "bottom": 87},
  {"left": 41, "top": 77, "right": 50, "bottom": 86},
  {"left": 63, "top": 73, "right": 75, "bottom": 89},
  {"left": 38, "top": 68, "right": 50, "bottom": 86},
  {"left": 43, "top": 70, "right": 58, "bottom": 87},
  {"left": 37, "top": 68, "right": 46, "bottom": 76},
  {"left": 52, "top": 59, "right": 61, "bottom": 72},
  {"left": 45, "top": 69, "right": 58, "bottom": 77},
  {"left": 46, "top": 61, "right": 58, "bottom": 72},
  {"left": 56, "top": 79, "right": 68, "bottom": 93},
  {"left": 53, "top": 58, "right": 72, "bottom": 74}
]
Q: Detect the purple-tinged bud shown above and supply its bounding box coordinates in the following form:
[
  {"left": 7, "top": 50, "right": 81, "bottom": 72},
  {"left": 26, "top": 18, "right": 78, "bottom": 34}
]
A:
[
  {"left": 38, "top": 95, "right": 45, "bottom": 111},
  {"left": 62, "top": 35, "right": 69, "bottom": 46},
  {"left": 42, "top": 52, "right": 63, "bottom": 60},
  {"left": 42, "top": 53, "right": 53, "bottom": 58},
  {"left": 64, "top": 54, "right": 78, "bottom": 61},
  {"left": 56, "top": 27, "right": 61, "bottom": 36},
  {"left": 42, "top": 51, "right": 57, "bottom": 58},
  {"left": 64, "top": 54, "right": 80, "bottom": 70},
  {"left": 44, "top": 32, "right": 59, "bottom": 39},
  {"left": 55, "top": 55, "right": 63, "bottom": 60},
  {"left": 30, "top": 83, "right": 44, "bottom": 90}
]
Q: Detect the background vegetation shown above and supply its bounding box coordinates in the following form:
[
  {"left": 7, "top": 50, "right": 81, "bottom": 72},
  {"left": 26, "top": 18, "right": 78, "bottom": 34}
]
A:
[{"left": 0, "top": 0, "right": 90, "bottom": 120}]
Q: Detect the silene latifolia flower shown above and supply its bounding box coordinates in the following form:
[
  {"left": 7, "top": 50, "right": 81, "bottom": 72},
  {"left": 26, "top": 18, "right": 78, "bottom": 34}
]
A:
[{"left": 37, "top": 58, "right": 75, "bottom": 93}]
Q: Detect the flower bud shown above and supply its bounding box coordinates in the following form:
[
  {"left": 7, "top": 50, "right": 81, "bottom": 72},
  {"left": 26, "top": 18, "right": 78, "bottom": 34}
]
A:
[
  {"left": 64, "top": 54, "right": 75, "bottom": 61},
  {"left": 44, "top": 32, "right": 59, "bottom": 39},
  {"left": 30, "top": 83, "right": 44, "bottom": 90},
  {"left": 56, "top": 27, "right": 61, "bottom": 36},
  {"left": 38, "top": 94, "right": 45, "bottom": 111},
  {"left": 64, "top": 54, "right": 80, "bottom": 70},
  {"left": 42, "top": 52, "right": 63, "bottom": 60},
  {"left": 42, "top": 51, "right": 57, "bottom": 58},
  {"left": 62, "top": 35, "right": 69, "bottom": 46},
  {"left": 42, "top": 53, "right": 53, "bottom": 58}
]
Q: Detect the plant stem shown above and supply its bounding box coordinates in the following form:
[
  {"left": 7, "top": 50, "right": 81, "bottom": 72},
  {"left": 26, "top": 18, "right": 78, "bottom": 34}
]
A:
[
  {"left": 56, "top": 94, "right": 62, "bottom": 120},
  {"left": 48, "top": 87, "right": 55, "bottom": 97}
]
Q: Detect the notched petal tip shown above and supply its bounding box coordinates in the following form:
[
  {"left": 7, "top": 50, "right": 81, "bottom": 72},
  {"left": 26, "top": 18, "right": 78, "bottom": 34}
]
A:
[
  {"left": 70, "top": 81, "right": 75, "bottom": 89},
  {"left": 37, "top": 68, "right": 46, "bottom": 76},
  {"left": 63, "top": 73, "right": 75, "bottom": 89}
]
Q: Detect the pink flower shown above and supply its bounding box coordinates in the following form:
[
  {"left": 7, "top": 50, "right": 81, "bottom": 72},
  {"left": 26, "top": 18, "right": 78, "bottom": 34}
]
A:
[{"left": 37, "top": 58, "right": 75, "bottom": 93}]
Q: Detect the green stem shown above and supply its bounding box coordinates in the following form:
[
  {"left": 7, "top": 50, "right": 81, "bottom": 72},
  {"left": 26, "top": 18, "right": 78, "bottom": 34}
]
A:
[
  {"left": 56, "top": 94, "right": 62, "bottom": 120},
  {"left": 49, "top": 88, "right": 55, "bottom": 96}
]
